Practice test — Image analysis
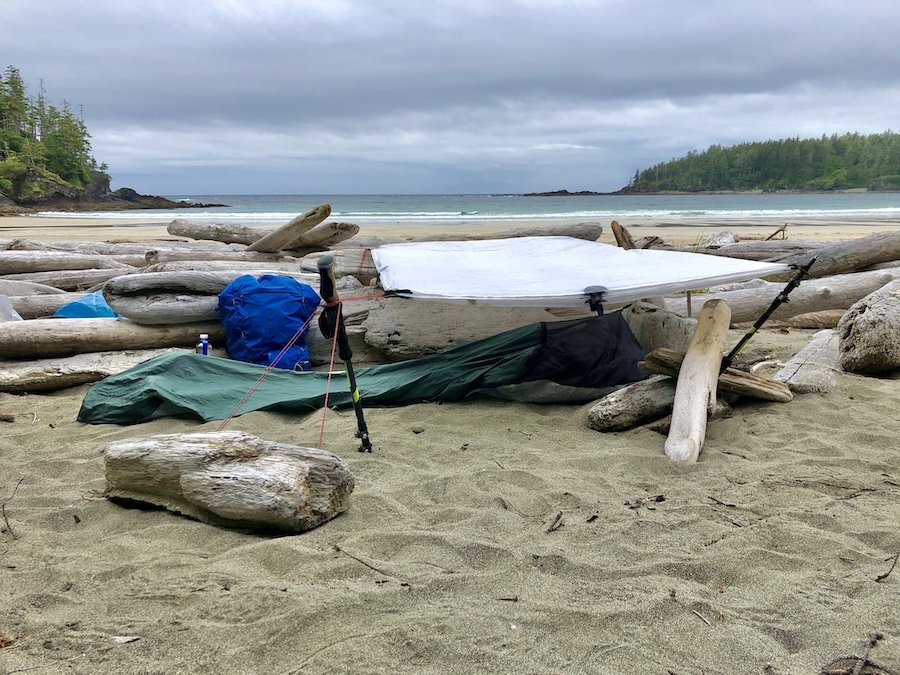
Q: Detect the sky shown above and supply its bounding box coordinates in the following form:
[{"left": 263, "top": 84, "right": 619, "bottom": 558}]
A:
[{"left": 4, "top": 0, "right": 900, "bottom": 195}]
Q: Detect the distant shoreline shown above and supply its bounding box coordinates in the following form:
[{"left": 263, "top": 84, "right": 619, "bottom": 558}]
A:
[{"left": 519, "top": 188, "right": 897, "bottom": 197}]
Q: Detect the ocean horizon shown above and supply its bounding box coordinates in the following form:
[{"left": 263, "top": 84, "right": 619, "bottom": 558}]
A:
[{"left": 34, "top": 192, "right": 900, "bottom": 227}]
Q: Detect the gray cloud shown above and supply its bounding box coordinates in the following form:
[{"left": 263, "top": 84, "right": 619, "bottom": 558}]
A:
[{"left": 5, "top": 0, "right": 900, "bottom": 193}]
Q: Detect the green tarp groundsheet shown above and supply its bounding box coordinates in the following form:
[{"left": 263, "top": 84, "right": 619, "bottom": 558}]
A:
[{"left": 77, "top": 313, "right": 647, "bottom": 425}]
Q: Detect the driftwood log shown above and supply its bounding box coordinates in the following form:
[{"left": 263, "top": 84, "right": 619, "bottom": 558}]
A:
[
  {"left": 769, "top": 230, "right": 900, "bottom": 278},
  {"left": 773, "top": 329, "right": 841, "bottom": 394},
  {"left": 168, "top": 219, "right": 263, "bottom": 245},
  {"left": 5, "top": 238, "right": 238, "bottom": 254},
  {"left": 664, "top": 268, "right": 900, "bottom": 324},
  {"left": 246, "top": 204, "right": 331, "bottom": 252},
  {"left": 837, "top": 278, "right": 900, "bottom": 375},
  {"left": 708, "top": 239, "right": 840, "bottom": 261},
  {"left": 0, "top": 279, "right": 67, "bottom": 296},
  {"left": 0, "top": 318, "right": 225, "bottom": 358},
  {"left": 0, "top": 348, "right": 182, "bottom": 393},
  {"left": 622, "top": 302, "right": 697, "bottom": 354},
  {"left": 665, "top": 299, "right": 732, "bottom": 463},
  {"left": 0, "top": 268, "right": 138, "bottom": 292},
  {"left": 145, "top": 249, "right": 295, "bottom": 265},
  {"left": 9, "top": 292, "right": 88, "bottom": 319},
  {"left": 335, "top": 221, "right": 604, "bottom": 249},
  {"left": 141, "top": 260, "right": 306, "bottom": 274},
  {"left": 103, "top": 431, "right": 354, "bottom": 533},
  {"left": 611, "top": 221, "right": 636, "bottom": 249},
  {"left": 301, "top": 248, "right": 378, "bottom": 283},
  {"left": 640, "top": 348, "right": 793, "bottom": 402},
  {"left": 283, "top": 221, "right": 360, "bottom": 251},
  {"left": 0, "top": 251, "right": 139, "bottom": 274},
  {"left": 586, "top": 375, "right": 677, "bottom": 432}
]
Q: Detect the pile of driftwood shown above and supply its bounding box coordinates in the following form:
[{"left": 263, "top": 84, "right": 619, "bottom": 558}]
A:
[{"left": 0, "top": 208, "right": 898, "bottom": 432}]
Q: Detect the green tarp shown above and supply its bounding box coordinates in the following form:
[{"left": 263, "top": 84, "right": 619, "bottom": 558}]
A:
[{"left": 77, "top": 323, "right": 543, "bottom": 425}]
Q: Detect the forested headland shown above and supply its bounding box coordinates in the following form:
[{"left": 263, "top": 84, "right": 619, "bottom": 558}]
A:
[
  {"left": 622, "top": 132, "right": 900, "bottom": 193},
  {"left": 0, "top": 66, "right": 220, "bottom": 213}
]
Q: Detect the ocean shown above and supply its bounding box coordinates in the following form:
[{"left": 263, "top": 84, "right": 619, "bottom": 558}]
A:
[{"left": 36, "top": 192, "right": 900, "bottom": 227}]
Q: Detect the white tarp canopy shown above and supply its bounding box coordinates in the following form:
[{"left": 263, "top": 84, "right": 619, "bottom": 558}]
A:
[{"left": 372, "top": 236, "right": 791, "bottom": 307}]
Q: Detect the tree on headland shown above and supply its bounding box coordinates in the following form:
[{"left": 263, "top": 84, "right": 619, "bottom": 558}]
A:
[
  {"left": 0, "top": 65, "right": 103, "bottom": 201},
  {"left": 622, "top": 132, "right": 900, "bottom": 193}
]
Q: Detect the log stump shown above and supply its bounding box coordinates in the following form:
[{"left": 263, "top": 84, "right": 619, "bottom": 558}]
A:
[{"left": 104, "top": 430, "right": 354, "bottom": 533}]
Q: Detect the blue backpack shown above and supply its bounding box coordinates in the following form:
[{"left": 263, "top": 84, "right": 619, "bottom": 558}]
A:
[{"left": 218, "top": 275, "right": 321, "bottom": 371}]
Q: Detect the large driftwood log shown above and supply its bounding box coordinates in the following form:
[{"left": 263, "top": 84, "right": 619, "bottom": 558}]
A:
[
  {"left": 837, "top": 278, "right": 900, "bottom": 375},
  {"left": 283, "top": 221, "right": 360, "bottom": 251},
  {"left": 103, "top": 431, "right": 354, "bottom": 533},
  {"left": 0, "top": 279, "right": 67, "bottom": 296},
  {"left": 665, "top": 299, "right": 732, "bottom": 463},
  {"left": 145, "top": 249, "right": 295, "bottom": 265},
  {"left": 736, "top": 309, "right": 846, "bottom": 330},
  {"left": 0, "top": 251, "right": 139, "bottom": 274},
  {"left": 773, "top": 329, "right": 841, "bottom": 393},
  {"left": 640, "top": 348, "right": 793, "bottom": 402},
  {"left": 0, "top": 318, "right": 225, "bottom": 358},
  {"left": 105, "top": 294, "right": 220, "bottom": 325},
  {"left": 621, "top": 302, "right": 697, "bottom": 354},
  {"left": 246, "top": 204, "right": 331, "bottom": 252},
  {"left": 363, "top": 298, "right": 574, "bottom": 360},
  {"left": 142, "top": 260, "right": 305, "bottom": 274},
  {"left": 335, "top": 221, "right": 604, "bottom": 249},
  {"left": 663, "top": 268, "right": 900, "bottom": 324},
  {"left": 611, "top": 221, "right": 636, "bottom": 249},
  {"left": 167, "top": 219, "right": 262, "bottom": 245},
  {"left": 301, "top": 248, "right": 378, "bottom": 283},
  {"left": 708, "top": 239, "right": 840, "bottom": 261},
  {"left": 10, "top": 292, "right": 87, "bottom": 319},
  {"left": 0, "top": 268, "right": 138, "bottom": 291},
  {"left": 106, "top": 270, "right": 317, "bottom": 296},
  {"left": 0, "top": 348, "right": 182, "bottom": 392},
  {"left": 769, "top": 231, "right": 900, "bottom": 278},
  {"left": 586, "top": 375, "right": 676, "bottom": 432},
  {"left": 6, "top": 238, "right": 237, "bottom": 254}
]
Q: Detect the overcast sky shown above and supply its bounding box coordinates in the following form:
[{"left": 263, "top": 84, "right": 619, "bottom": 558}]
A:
[{"left": 5, "top": 0, "right": 900, "bottom": 195}]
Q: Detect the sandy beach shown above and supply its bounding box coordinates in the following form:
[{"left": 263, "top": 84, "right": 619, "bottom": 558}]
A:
[{"left": 1, "top": 216, "right": 899, "bottom": 673}]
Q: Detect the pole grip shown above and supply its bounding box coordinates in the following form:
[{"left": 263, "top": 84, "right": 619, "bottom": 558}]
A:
[{"left": 317, "top": 254, "right": 338, "bottom": 303}]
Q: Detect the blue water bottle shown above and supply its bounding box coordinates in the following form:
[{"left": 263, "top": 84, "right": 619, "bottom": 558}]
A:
[{"left": 195, "top": 333, "right": 209, "bottom": 355}]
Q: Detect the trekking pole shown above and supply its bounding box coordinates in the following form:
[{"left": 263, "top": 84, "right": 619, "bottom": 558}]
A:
[
  {"left": 317, "top": 255, "right": 373, "bottom": 452},
  {"left": 720, "top": 256, "right": 817, "bottom": 373}
]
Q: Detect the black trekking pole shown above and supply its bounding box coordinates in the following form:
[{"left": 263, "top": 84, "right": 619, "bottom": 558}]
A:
[
  {"left": 720, "top": 256, "right": 817, "bottom": 373},
  {"left": 317, "top": 255, "right": 373, "bottom": 452}
]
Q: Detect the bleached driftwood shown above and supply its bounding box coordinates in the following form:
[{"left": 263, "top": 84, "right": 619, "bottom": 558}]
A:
[
  {"left": 145, "top": 249, "right": 295, "bottom": 265},
  {"left": 697, "top": 231, "right": 740, "bottom": 249},
  {"left": 640, "top": 348, "right": 793, "bottom": 402},
  {"left": 586, "top": 375, "right": 676, "bottom": 432},
  {"left": 0, "top": 250, "right": 139, "bottom": 274},
  {"left": 665, "top": 299, "right": 731, "bottom": 463},
  {"left": 104, "top": 431, "right": 354, "bottom": 533},
  {"left": 0, "top": 268, "right": 138, "bottom": 291},
  {"left": 0, "top": 318, "right": 225, "bottom": 358},
  {"left": 736, "top": 309, "right": 846, "bottom": 330},
  {"left": 336, "top": 221, "right": 605, "bottom": 249},
  {"left": 246, "top": 204, "right": 331, "bottom": 252},
  {"left": 5, "top": 238, "right": 237, "bottom": 254},
  {"left": 363, "top": 298, "right": 574, "bottom": 360},
  {"left": 770, "top": 230, "right": 900, "bottom": 278},
  {"left": 663, "top": 268, "right": 900, "bottom": 324},
  {"left": 10, "top": 292, "right": 87, "bottom": 319},
  {"left": 837, "top": 278, "right": 900, "bottom": 375},
  {"left": 167, "top": 219, "right": 263, "bottom": 245},
  {"left": 283, "top": 221, "right": 360, "bottom": 251},
  {"left": 0, "top": 279, "right": 67, "bottom": 296},
  {"left": 773, "top": 329, "right": 841, "bottom": 394},
  {"left": 622, "top": 302, "right": 697, "bottom": 354},
  {"left": 301, "top": 248, "right": 378, "bottom": 283},
  {"left": 142, "top": 260, "right": 305, "bottom": 274},
  {"left": 708, "top": 239, "right": 840, "bottom": 261},
  {"left": 0, "top": 348, "right": 182, "bottom": 392},
  {"left": 105, "top": 294, "right": 220, "bottom": 325}
]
